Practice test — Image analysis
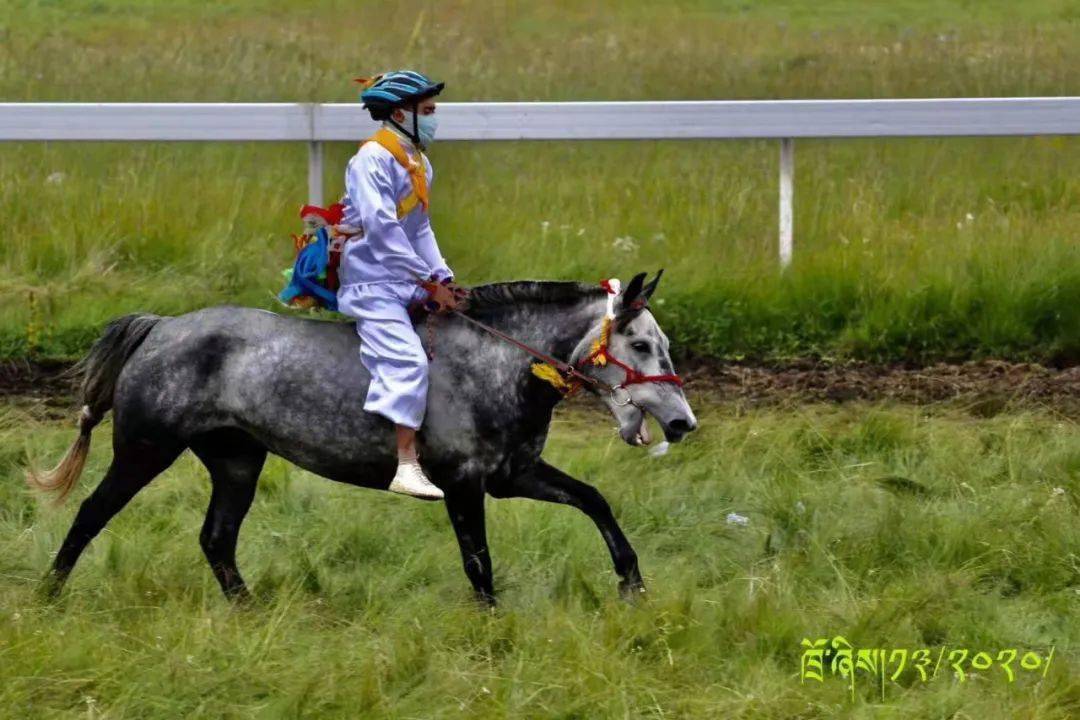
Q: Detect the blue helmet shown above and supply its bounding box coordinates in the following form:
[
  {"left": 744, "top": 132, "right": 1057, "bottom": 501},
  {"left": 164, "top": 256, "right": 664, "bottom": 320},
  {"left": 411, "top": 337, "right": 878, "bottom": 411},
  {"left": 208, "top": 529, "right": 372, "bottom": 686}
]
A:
[{"left": 357, "top": 70, "right": 445, "bottom": 121}]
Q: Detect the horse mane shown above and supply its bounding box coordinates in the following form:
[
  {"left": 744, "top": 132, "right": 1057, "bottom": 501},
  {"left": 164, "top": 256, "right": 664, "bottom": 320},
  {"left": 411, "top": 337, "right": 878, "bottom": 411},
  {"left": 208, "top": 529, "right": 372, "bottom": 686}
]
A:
[{"left": 464, "top": 280, "right": 605, "bottom": 314}]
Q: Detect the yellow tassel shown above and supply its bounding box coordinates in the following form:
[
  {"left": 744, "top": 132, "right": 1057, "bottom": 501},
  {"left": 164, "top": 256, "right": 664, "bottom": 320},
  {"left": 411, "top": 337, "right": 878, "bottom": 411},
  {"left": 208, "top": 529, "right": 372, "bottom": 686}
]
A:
[
  {"left": 531, "top": 362, "right": 570, "bottom": 391},
  {"left": 589, "top": 338, "right": 606, "bottom": 365},
  {"left": 590, "top": 317, "right": 612, "bottom": 366}
]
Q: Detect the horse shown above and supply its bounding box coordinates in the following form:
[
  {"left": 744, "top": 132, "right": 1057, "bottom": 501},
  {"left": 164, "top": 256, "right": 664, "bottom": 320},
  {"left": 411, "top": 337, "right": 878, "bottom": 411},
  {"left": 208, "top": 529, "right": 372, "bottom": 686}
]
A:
[{"left": 30, "top": 271, "right": 697, "bottom": 604}]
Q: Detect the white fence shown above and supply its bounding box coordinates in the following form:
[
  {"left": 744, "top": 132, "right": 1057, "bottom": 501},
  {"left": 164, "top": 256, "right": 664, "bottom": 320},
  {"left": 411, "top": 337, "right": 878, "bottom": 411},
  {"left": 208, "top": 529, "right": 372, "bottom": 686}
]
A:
[{"left": 3, "top": 99, "right": 1080, "bottom": 267}]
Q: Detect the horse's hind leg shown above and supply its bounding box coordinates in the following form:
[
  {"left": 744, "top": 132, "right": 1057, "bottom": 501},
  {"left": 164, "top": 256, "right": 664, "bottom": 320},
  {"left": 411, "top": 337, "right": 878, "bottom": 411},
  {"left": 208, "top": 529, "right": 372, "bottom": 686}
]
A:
[
  {"left": 190, "top": 429, "right": 266, "bottom": 601},
  {"left": 44, "top": 437, "right": 183, "bottom": 597}
]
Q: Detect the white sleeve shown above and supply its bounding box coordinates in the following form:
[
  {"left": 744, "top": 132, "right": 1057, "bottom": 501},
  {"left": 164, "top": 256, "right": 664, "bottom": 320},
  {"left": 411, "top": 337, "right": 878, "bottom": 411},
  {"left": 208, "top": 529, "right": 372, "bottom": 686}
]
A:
[
  {"left": 413, "top": 212, "right": 453, "bottom": 282},
  {"left": 347, "top": 151, "right": 432, "bottom": 281}
]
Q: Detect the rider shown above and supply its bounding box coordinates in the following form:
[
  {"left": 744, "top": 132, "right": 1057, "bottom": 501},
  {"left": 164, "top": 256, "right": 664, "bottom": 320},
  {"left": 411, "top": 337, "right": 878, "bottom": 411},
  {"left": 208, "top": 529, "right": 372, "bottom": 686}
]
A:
[{"left": 336, "top": 70, "right": 464, "bottom": 501}]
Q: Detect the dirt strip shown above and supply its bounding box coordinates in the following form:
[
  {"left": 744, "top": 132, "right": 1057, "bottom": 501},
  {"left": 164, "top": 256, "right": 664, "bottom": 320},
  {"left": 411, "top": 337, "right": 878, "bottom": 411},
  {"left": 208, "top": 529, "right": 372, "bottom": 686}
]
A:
[
  {"left": 3, "top": 358, "right": 1079, "bottom": 417},
  {"left": 677, "top": 358, "right": 1080, "bottom": 416},
  {"left": 1, "top": 359, "right": 77, "bottom": 401}
]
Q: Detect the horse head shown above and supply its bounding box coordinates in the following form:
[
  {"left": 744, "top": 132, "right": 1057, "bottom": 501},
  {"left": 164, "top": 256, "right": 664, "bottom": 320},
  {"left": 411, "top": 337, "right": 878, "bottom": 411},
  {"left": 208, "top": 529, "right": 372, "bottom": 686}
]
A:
[{"left": 571, "top": 271, "right": 698, "bottom": 446}]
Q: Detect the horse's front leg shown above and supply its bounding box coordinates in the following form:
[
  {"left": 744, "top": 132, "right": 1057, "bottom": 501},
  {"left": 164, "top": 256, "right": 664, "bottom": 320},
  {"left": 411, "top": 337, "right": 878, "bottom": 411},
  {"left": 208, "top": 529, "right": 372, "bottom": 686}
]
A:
[
  {"left": 488, "top": 460, "right": 645, "bottom": 599},
  {"left": 443, "top": 482, "right": 496, "bottom": 606}
]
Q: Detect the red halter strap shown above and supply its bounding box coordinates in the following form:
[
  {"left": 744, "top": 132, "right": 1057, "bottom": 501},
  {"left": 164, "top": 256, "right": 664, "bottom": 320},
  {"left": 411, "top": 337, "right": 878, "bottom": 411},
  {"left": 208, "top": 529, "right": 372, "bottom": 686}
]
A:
[{"left": 578, "top": 344, "right": 684, "bottom": 389}]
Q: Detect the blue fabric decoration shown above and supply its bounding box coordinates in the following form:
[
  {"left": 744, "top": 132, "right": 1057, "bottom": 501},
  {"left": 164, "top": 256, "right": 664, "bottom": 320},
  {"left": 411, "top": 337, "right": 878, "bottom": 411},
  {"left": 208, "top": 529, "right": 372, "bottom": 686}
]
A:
[{"left": 278, "top": 227, "right": 339, "bottom": 311}]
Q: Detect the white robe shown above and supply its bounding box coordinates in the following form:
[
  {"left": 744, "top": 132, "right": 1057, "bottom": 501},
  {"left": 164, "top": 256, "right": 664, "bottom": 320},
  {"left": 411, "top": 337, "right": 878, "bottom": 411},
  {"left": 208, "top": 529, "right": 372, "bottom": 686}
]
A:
[{"left": 335, "top": 132, "right": 453, "bottom": 429}]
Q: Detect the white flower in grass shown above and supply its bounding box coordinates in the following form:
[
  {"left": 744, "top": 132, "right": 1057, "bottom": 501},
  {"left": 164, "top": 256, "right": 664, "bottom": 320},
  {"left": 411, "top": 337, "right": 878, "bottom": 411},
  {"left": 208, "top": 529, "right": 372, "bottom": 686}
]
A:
[
  {"left": 612, "top": 236, "right": 638, "bottom": 253},
  {"left": 45, "top": 172, "right": 65, "bottom": 185},
  {"left": 726, "top": 512, "right": 750, "bottom": 527}
]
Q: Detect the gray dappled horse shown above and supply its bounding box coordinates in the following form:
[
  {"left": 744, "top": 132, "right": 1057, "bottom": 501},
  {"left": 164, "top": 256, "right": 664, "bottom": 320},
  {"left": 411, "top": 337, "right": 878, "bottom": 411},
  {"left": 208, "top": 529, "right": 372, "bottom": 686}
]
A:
[{"left": 32, "top": 272, "right": 697, "bottom": 604}]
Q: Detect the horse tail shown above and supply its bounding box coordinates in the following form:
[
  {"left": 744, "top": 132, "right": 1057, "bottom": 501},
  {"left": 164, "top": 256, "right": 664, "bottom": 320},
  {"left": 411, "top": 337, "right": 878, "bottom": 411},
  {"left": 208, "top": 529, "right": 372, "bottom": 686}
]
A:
[{"left": 27, "top": 314, "right": 162, "bottom": 502}]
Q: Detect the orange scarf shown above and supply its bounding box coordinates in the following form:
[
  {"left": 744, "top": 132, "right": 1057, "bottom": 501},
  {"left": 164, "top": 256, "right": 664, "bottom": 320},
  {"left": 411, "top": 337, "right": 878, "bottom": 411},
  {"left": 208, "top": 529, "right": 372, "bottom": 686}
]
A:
[{"left": 361, "top": 127, "right": 429, "bottom": 214}]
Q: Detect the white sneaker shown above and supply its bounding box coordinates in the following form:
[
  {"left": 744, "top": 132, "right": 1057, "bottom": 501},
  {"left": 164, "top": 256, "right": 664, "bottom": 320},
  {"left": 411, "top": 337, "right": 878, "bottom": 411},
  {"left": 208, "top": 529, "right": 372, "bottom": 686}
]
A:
[{"left": 388, "top": 460, "right": 445, "bottom": 500}]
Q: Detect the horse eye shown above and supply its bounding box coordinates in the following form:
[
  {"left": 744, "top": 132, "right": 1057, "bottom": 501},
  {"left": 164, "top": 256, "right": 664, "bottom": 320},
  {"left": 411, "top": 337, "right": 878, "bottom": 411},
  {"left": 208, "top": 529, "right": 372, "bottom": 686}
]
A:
[{"left": 630, "top": 341, "right": 651, "bottom": 353}]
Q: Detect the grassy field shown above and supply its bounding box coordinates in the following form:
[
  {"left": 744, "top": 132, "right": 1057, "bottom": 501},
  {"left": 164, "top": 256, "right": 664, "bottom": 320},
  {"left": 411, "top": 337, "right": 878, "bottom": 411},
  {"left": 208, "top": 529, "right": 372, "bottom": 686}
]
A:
[
  {"left": 1, "top": 396, "right": 1077, "bottom": 718},
  {"left": 2, "top": 0, "right": 1080, "bottom": 363}
]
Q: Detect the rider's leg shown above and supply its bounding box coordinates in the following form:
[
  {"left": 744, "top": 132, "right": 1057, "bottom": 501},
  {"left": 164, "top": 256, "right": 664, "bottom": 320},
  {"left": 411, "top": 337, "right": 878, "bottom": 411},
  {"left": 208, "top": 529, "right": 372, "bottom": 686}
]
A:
[
  {"left": 396, "top": 424, "right": 419, "bottom": 461},
  {"left": 341, "top": 282, "right": 443, "bottom": 500}
]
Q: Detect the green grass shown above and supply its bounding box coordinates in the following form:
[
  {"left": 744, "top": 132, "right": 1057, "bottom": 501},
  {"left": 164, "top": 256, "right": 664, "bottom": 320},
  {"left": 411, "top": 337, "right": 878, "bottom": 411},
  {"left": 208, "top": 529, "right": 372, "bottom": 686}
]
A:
[
  {"left": 2, "top": 1, "right": 1080, "bottom": 363},
  {"left": 2, "top": 399, "right": 1077, "bottom": 718}
]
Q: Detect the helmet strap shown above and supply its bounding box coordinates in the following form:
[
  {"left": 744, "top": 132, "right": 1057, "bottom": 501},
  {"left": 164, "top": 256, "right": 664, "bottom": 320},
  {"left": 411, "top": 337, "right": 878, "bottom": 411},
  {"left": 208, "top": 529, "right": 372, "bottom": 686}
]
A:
[{"left": 387, "top": 102, "right": 424, "bottom": 150}]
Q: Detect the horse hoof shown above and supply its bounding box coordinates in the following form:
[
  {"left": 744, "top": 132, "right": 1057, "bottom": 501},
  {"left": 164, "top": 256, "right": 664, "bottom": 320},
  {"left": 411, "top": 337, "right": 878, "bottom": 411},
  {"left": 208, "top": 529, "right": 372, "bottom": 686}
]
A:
[
  {"left": 228, "top": 589, "right": 254, "bottom": 605},
  {"left": 619, "top": 579, "right": 647, "bottom": 602},
  {"left": 36, "top": 572, "right": 66, "bottom": 603},
  {"left": 475, "top": 590, "right": 498, "bottom": 609}
]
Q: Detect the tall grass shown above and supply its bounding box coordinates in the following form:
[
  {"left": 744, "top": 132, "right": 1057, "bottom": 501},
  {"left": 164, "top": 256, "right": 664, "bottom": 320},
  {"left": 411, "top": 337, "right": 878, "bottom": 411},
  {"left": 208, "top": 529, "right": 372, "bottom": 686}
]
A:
[
  {"left": 1, "top": 0, "right": 1079, "bottom": 362},
  {"left": 2, "top": 400, "right": 1077, "bottom": 717}
]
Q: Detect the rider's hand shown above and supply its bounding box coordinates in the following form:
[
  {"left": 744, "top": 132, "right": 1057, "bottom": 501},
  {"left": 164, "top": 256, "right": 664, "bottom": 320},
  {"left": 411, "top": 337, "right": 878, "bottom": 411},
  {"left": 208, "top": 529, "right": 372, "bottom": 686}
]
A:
[
  {"left": 421, "top": 277, "right": 468, "bottom": 314},
  {"left": 442, "top": 278, "right": 470, "bottom": 304}
]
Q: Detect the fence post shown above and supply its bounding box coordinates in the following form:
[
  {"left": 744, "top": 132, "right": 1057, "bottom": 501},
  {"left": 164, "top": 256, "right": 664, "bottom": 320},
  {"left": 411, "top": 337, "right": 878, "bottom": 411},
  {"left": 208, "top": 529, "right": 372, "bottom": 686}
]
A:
[
  {"left": 307, "top": 140, "right": 324, "bottom": 207},
  {"left": 779, "top": 137, "right": 794, "bottom": 269}
]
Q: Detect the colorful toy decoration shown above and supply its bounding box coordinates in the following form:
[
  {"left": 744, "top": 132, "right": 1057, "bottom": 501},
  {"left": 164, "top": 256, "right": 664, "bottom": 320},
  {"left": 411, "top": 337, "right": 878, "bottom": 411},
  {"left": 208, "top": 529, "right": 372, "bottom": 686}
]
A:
[{"left": 277, "top": 203, "right": 359, "bottom": 311}]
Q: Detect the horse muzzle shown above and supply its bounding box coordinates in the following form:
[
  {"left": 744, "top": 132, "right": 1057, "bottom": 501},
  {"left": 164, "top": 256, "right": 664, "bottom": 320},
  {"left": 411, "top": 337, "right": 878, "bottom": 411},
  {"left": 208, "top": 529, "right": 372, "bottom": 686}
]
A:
[{"left": 660, "top": 415, "right": 697, "bottom": 443}]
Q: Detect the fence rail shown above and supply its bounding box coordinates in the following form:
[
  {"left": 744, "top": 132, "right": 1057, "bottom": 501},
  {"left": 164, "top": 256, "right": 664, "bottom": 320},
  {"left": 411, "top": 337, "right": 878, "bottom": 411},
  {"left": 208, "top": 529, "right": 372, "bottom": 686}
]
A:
[{"left": 4, "top": 99, "right": 1079, "bottom": 266}]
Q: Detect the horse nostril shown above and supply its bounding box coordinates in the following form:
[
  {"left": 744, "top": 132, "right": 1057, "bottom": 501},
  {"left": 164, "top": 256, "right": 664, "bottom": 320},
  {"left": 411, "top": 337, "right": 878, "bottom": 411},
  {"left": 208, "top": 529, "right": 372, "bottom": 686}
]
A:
[{"left": 668, "top": 418, "right": 696, "bottom": 434}]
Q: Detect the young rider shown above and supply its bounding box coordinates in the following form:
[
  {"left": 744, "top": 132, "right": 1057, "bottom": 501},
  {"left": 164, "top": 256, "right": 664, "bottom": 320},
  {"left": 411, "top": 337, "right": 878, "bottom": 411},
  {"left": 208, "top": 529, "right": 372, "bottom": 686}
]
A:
[{"left": 336, "top": 70, "right": 465, "bottom": 501}]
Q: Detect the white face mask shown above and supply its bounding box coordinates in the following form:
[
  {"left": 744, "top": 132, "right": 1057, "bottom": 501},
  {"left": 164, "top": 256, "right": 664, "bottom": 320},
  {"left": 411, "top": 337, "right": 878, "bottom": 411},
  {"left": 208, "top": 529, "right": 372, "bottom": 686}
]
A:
[{"left": 394, "top": 110, "right": 439, "bottom": 148}]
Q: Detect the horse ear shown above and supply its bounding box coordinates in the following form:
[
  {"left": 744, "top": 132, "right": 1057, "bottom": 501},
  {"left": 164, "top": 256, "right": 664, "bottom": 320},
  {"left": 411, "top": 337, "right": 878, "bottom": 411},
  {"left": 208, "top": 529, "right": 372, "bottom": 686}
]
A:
[
  {"left": 615, "top": 272, "right": 648, "bottom": 329},
  {"left": 642, "top": 269, "right": 664, "bottom": 302},
  {"left": 621, "top": 272, "right": 647, "bottom": 310}
]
